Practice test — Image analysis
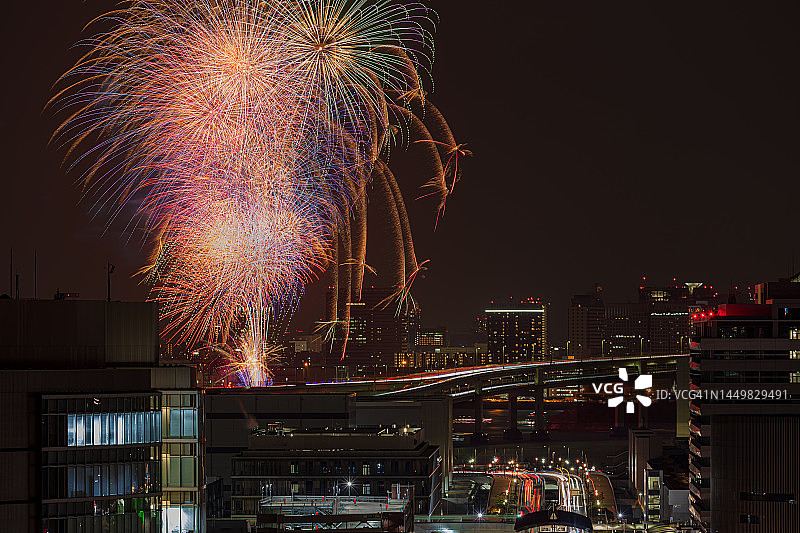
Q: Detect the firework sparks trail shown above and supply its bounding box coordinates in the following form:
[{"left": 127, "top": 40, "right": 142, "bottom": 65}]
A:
[{"left": 53, "top": 0, "right": 463, "bottom": 381}]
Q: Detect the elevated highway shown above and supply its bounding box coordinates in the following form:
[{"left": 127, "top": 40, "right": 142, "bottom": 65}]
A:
[
  {"left": 266, "top": 353, "right": 689, "bottom": 441},
  {"left": 295, "top": 353, "right": 687, "bottom": 398}
]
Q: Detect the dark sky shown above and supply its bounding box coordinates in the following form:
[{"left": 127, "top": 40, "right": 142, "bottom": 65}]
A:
[{"left": 2, "top": 1, "right": 799, "bottom": 344}]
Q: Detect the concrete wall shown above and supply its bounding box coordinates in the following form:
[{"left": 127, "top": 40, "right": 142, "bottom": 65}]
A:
[
  {"left": 710, "top": 414, "right": 800, "bottom": 532},
  {"left": 0, "top": 299, "right": 158, "bottom": 368},
  {"left": 628, "top": 428, "right": 661, "bottom": 494},
  {"left": 668, "top": 488, "right": 690, "bottom": 524}
]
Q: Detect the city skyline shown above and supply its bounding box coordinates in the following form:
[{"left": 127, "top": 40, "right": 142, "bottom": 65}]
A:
[
  {"left": 2, "top": 1, "right": 799, "bottom": 344},
  {"left": 2, "top": 2, "right": 800, "bottom": 533}
]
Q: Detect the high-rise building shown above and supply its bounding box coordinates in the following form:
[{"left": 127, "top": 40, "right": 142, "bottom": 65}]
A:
[
  {"left": 605, "top": 302, "right": 649, "bottom": 357},
  {"left": 642, "top": 281, "right": 720, "bottom": 356},
  {"left": 326, "top": 287, "right": 413, "bottom": 368},
  {"left": 407, "top": 305, "right": 422, "bottom": 352},
  {"left": 688, "top": 279, "right": 800, "bottom": 532},
  {"left": 604, "top": 281, "right": 719, "bottom": 358},
  {"left": 485, "top": 301, "right": 548, "bottom": 364},
  {"left": 0, "top": 299, "right": 203, "bottom": 533},
  {"left": 568, "top": 285, "right": 605, "bottom": 357},
  {"left": 415, "top": 328, "right": 448, "bottom": 348}
]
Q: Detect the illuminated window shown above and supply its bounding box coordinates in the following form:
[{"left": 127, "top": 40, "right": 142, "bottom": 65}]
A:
[{"left": 66, "top": 411, "right": 161, "bottom": 447}]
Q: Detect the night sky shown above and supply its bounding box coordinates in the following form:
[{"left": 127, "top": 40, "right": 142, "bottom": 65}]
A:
[{"left": 2, "top": 1, "right": 799, "bottom": 343}]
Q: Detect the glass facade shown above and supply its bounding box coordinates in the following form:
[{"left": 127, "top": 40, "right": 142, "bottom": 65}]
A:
[
  {"left": 40, "top": 392, "right": 202, "bottom": 533},
  {"left": 161, "top": 392, "right": 200, "bottom": 533},
  {"left": 67, "top": 411, "right": 161, "bottom": 446},
  {"left": 42, "top": 394, "right": 163, "bottom": 533}
]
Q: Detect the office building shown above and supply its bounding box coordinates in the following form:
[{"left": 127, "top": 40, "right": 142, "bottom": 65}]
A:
[
  {"left": 229, "top": 425, "right": 441, "bottom": 520},
  {"left": 205, "top": 390, "right": 455, "bottom": 518},
  {"left": 605, "top": 302, "right": 649, "bottom": 357},
  {"left": 627, "top": 432, "right": 691, "bottom": 526},
  {"left": 353, "top": 397, "right": 453, "bottom": 493},
  {"left": 395, "top": 345, "right": 486, "bottom": 370},
  {"left": 644, "top": 458, "right": 690, "bottom": 525},
  {"left": 414, "top": 328, "right": 447, "bottom": 348},
  {"left": 0, "top": 299, "right": 203, "bottom": 533},
  {"left": 204, "top": 390, "right": 354, "bottom": 518},
  {"left": 603, "top": 281, "right": 719, "bottom": 358},
  {"left": 567, "top": 286, "right": 605, "bottom": 357},
  {"left": 688, "top": 279, "right": 800, "bottom": 532},
  {"left": 327, "top": 287, "right": 412, "bottom": 368},
  {"left": 486, "top": 301, "right": 548, "bottom": 363}
]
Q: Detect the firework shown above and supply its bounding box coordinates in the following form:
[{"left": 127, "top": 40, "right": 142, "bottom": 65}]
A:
[{"left": 53, "top": 0, "right": 463, "bottom": 381}]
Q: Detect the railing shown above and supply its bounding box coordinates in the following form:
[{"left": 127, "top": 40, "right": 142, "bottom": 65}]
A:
[{"left": 415, "top": 514, "right": 517, "bottom": 523}]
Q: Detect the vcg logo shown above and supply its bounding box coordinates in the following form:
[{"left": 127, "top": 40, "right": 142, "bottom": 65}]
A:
[{"left": 591, "top": 367, "right": 652, "bottom": 413}]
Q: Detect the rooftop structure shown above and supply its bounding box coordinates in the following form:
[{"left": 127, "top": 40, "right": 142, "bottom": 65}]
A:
[
  {"left": 230, "top": 425, "right": 441, "bottom": 519},
  {"left": 253, "top": 491, "right": 414, "bottom": 533}
]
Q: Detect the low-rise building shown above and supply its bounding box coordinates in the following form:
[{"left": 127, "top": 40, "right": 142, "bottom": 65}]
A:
[{"left": 230, "top": 425, "right": 441, "bottom": 520}]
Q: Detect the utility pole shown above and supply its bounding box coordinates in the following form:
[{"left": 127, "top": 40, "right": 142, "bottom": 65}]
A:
[{"left": 107, "top": 262, "right": 115, "bottom": 302}]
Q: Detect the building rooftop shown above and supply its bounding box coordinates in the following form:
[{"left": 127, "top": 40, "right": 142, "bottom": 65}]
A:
[
  {"left": 251, "top": 423, "right": 422, "bottom": 438},
  {"left": 243, "top": 424, "right": 433, "bottom": 453}
]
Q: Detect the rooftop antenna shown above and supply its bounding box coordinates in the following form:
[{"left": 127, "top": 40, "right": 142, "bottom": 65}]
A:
[
  {"left": 34, "top": 249, "right": 37, "bottom": 300},
  {"left": 9, "top": 248, "right": 12, "bottom": 298},
  {"left": 15, "top": 273, "right": 19, "bottom": 300},
  {"left": 106, "top": 262, "right": 115, "bottom": 302}
]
